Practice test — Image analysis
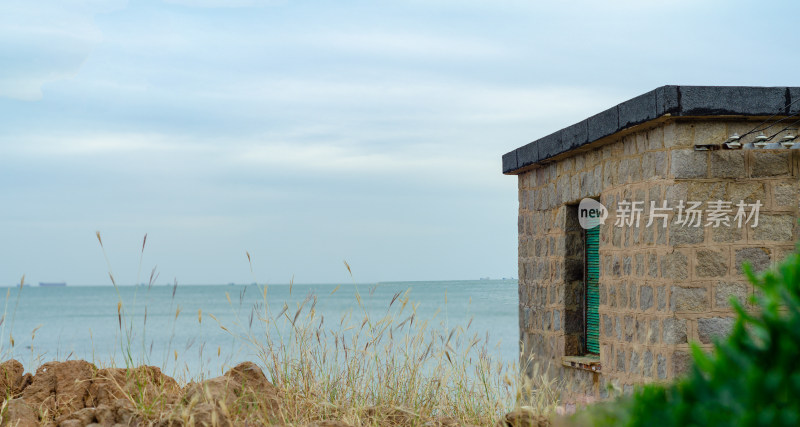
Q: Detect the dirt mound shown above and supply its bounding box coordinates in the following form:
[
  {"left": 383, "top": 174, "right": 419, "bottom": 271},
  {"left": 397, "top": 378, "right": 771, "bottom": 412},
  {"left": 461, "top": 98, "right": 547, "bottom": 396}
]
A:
[
  {"left": 0, "top": 359, "right": 32, "bottom": 397},
  {"left": 0, "top": 360, "right": 280, "bottom": 426},
  {"left": 178, "top": 361, "right": 280, "bottom": 425},
  {"left": 496, "top": 408, "right": 551, "bottom": 427},
  {"left": 21, "top": 360, "right": 95, "bottom": 417},
  {"left": 0, "top": 359, "right": 533, "bottom": 426}
]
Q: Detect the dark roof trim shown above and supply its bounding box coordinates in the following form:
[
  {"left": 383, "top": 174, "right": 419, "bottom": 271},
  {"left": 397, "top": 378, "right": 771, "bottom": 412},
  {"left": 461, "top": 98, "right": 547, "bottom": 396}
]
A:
[{"left": 502, "top": 85, "right": 800, "bottom": 174}]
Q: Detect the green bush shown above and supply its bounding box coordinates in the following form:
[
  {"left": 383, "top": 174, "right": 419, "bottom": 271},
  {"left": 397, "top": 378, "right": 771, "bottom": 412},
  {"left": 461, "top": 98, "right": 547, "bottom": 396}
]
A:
[{"left": 575, "top": 245, "right": 800, "bottom": 426}]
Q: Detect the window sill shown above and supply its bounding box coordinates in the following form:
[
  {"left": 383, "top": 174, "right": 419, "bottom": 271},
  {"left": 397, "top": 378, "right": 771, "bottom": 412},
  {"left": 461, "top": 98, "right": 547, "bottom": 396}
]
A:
[{"left": 562, "top": 356, "right": 601, "bottom": 373}]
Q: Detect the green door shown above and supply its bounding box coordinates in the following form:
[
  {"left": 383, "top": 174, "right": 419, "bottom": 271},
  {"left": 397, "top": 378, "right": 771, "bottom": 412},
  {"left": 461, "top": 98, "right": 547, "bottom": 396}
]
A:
[{"left": 585, "top": 225, "right": 600, "bottom": 355}]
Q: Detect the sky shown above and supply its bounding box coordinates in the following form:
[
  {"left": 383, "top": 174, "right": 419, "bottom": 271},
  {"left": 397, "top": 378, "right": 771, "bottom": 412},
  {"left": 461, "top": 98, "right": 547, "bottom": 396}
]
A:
[{"left": 1, "top": 0, "right": 799, "bottom": 286}]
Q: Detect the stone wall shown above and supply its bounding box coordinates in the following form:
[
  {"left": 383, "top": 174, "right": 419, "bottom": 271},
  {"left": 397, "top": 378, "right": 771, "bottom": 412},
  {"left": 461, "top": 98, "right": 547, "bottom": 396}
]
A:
[{"left": 517, "top": 118, "right": 800, "bottom": 403}]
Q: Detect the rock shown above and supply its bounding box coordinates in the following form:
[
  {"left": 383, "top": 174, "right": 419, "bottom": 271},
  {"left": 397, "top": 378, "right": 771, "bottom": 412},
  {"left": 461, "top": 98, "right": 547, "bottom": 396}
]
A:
[
  {"left": 672, "top": 351, "right": 693, "bottom": 377},
  {"left": 662, "top": 318, "right": 688, "bottom": 344},
  {"left": 182, "top": 362, "right": 279, "bottom": 420},
  {"left": 87, "top": 365, "right": 181, "bottom": 409},
  {"left": 21, "top": 360, "right": 96, "bottom": 418},
  {"left": 1, "top": 398, "right": 38, "bottom": 427},
  {"left": 93, "top": 403, "right": 114, "bottom": 426},
  {"left": 496, "top": 408, "right": 551, "bottom": 426},
  {"left": 698, "top": 317, "right": 735, "bottom": 344},
  {"left": 670, "top": 286, "right": 708, "bottom": 312},
  {"left": 55, "top": 407, "right": 96, "bottom": 426},
  {"left": 0, "top": 360, "right": 31, "bottom": 403},
  {"left": 187, "top": 402, "right": 230, "bottom": 427}
]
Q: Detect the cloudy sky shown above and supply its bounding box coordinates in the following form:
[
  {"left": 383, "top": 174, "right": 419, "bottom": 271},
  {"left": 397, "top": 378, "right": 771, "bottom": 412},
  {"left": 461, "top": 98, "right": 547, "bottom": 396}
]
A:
[{"left": 1, "top": 0, "right": 799, "bottom": 286}]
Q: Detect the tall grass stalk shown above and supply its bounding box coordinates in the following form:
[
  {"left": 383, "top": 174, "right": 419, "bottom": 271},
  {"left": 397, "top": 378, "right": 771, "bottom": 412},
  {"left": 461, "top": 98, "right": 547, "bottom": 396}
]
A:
[{"left": 210, "top": 256, "right": 560, "bottom": 425}]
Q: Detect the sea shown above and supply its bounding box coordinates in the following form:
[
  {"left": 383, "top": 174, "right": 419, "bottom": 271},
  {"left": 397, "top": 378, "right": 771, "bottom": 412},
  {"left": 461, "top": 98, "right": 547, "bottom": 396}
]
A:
[{"left": 0, "top": 280, "right": 519, "bottom": 380}]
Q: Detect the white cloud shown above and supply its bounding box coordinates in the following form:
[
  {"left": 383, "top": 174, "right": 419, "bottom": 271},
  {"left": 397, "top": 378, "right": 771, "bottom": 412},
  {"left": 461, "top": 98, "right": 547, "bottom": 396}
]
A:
[{"left": 0, "top": 0, "right": 126, "bottom": 101}]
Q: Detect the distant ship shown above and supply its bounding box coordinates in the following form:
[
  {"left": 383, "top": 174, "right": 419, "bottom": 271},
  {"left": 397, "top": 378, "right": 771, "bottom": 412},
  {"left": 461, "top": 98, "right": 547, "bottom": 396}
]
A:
[{"left": 39, "top": 282, "right": 66, "bottom": 287}]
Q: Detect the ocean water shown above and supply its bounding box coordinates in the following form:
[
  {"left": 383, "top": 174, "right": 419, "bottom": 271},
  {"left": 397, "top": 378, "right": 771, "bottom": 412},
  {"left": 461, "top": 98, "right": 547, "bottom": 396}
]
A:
[{"left": 0, "top": 280, "right": 518, "bottom": 380}]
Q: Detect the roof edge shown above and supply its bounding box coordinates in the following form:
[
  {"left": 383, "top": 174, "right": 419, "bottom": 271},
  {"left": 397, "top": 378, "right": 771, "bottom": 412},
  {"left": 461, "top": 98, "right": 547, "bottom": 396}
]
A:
[{"left": 502, "top": 85, "right": 800, "bottom": 174}]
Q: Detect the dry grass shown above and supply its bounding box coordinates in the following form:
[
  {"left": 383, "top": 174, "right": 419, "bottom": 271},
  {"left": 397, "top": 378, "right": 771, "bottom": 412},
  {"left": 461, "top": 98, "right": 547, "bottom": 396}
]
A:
[{"left": 0, "top": 234, "right": 560, "bottom": 426}]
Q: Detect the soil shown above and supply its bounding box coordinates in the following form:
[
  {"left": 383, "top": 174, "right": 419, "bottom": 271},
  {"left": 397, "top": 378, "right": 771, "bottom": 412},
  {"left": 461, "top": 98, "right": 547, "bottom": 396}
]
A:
[{"left": 0, "top": 359, "right": 550, "bottom": 427}]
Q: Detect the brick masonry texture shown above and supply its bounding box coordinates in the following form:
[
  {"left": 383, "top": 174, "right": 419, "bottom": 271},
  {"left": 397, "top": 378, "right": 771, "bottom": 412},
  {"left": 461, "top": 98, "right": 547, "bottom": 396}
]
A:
[{"left": 515, "top": 117, "right": 799, "bottom": 404}]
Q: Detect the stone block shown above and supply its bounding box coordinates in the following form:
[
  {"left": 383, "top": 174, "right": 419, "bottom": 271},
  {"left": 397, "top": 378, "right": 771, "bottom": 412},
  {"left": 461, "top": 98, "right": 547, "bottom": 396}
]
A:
[
  {"left": 726, "top": 182, "right": 765, "bottom": 205},
  {"left": 599, "top": 284, "right": 607, "bottom": 306},
  {"left": 517, "top": 142, "right": 538, "bottom": 170},
  {"left": 679, "top": 86, "right": 788, "bottom": 116},
  {"left": 522, "top": 306, "right": 532, "bottom": 330},
  {"left": 553, "top": 309, "right": 561, "bottom": 331},
  {"left": 537, "top": 131, "right": 565, "bottom": 162},
  {"left": 662, "top": 317, "right": 688, "bottom": 344},
  {"left": 791, "top": 87, "right": 800, "bottom": 115},
  {"left": 657, "top": 354, "right": 667, "bottom": 379},
  {"left": 693, "top": 122, "right": 727, "bottom": 146},
  {"left": 647, "top": 125, "right": 665, "bottom": 150},
  {"left": 735, "top": 247, "right": 771, "bottom": 274},
  {"left": 670, "top": 149, "right": 707, "bottom": 178},
  {"left": 714, "top": 281, "right": 748, "bottom": 309},
  {"left": 502, "top": 150, "right": 518, "bottom": 174},
  {"left": 774, "top": 182, "right": 798, "bottom": 208},
  {"left": 560, "top": 120, "right": 588, "bottom": 152},
  {"left": 588, "top": 106, "right": 620, "bottom": 142},
  {"left": 649, "top": 254, "right": 659, "bottom": 278},
  {"left": 672, "top": 350, "right": 692, "bottom": 377},
  {"left": 752, "top": 214, "right": 794, "bottom": 242},
  {"left": 663, "top": 123, "right": 693, "bottom": 148},
  {"left": 670, "top": 286, "right": 708, "bottom": 312},
  {"left": 635, "top": 253, "right": 645, "bottom": 277},
  {"left": 603, "top": 314, "right": 613, "bottom": 337},
  {"left": 635, "top": 319, "right": 647, "bottom": 344},
  {"left": 624, "top": 315, "right": 634, "bottom": 342},
  {"left": 698, "top": 317, "right": 735, "bottom": 344},
  {"left": 752, "top": 151, "right": 790, "bottom": 177},
  {"left": 657, "top": 286, "right": 666, "bottom": 311},
  {"left": 669, "top": 222, "right": 705, "bottom": 245},
  {"left": 695, "top": 248, "right": 729, "bottom": 278},
  {"left": 688, "top": 181, "right": 726, "bottom": 202},
  {"left": 624, "top": 256, "right": 633, "bottom": 276},
  {"left": 629, "top": 350, "right": 641, "bottom": 376},
  {"left": 712, "top": 226, "right": 743, "bottom": 243},
  {"left": 640, "top": 286, "right": 654, "bottom": 311},
  {"left": 661, "top": 251, "right": 689, "bottom": 280},
  {"left": 710, "top": 151, "right": 745, "bottom": 178},
  {"left": 655, "top": 86, "right": 680, "bottom": 116},
  {"left": 664, "top": 183, "right": 688, "bottom": 207},
  {"left": 642, "top": 350, "right": 653, "bottom": 378},
  {"left": 544, "top": 311, "right": 552, "bottom": 331},
  {"left": 615, "top": 315, "right": 622, "bottom": 340},
  {"left": 649, "top": 318, "right": 659, "bottom": 344},
  {"left": 608, "top": 285, "right": 617, "bottom": 309},
  {"left": 616, "top": 350, "right": 626, "bottom": 372},
  {"left": 653, "top": 151, "right": 668, "bottom": 177},
  {"left": 619, "top": 90, "right": 657, "bottom": 129}
]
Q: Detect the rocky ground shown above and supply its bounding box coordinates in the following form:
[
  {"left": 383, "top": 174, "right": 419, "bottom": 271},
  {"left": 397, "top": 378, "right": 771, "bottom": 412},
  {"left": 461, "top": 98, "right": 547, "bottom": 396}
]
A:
[{"left": 0, "top": 360, "right": 551, "bottom": 427}]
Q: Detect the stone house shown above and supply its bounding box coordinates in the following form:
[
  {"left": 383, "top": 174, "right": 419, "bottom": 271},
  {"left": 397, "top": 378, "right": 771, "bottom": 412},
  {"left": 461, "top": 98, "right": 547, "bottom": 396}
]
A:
[{"left": 501, "top": 86, "right": 800, "bottom": 402}]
